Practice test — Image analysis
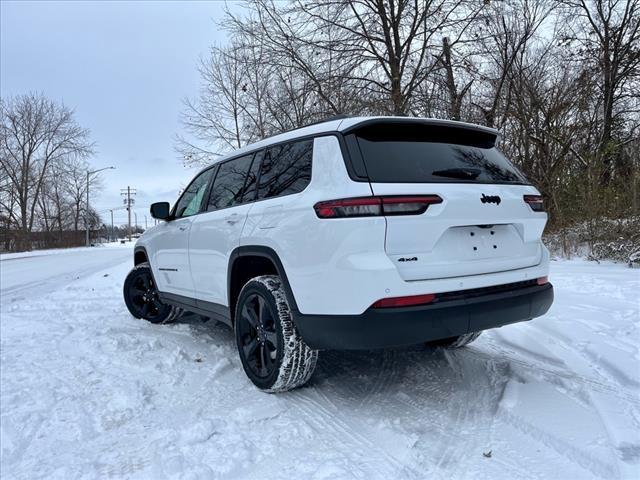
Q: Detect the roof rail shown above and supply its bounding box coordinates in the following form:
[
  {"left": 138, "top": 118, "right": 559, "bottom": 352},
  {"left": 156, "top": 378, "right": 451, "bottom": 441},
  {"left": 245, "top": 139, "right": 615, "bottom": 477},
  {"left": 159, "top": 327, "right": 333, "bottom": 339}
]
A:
[{"left": 305, "top": 114, "right": 350, "bottom": 127}]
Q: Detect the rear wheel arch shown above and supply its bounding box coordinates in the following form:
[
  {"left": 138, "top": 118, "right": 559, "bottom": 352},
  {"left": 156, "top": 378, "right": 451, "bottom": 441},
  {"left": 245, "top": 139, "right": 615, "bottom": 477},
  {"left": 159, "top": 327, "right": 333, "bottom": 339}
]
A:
[{"left": 228, "top": 246, "right": 298, "bottom": 325}]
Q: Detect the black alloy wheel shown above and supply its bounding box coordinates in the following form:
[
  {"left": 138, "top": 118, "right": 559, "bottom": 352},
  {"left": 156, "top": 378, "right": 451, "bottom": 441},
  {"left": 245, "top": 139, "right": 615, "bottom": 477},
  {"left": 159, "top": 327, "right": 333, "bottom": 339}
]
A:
[
  {"left": 236, "top": 293, "right": 279, "bottom": 379},
  {"left": 123, "top": 263, "right": 175, "bottom": 324},
  {"left": 234, "top": 275, "right": 318, "bottom": 392}
]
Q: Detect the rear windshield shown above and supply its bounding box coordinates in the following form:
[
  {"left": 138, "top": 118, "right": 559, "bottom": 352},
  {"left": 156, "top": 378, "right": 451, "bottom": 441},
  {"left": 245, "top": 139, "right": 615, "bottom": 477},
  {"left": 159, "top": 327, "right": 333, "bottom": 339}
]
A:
[{"left": 353, "top": 123, "right": 528, "bottom": 184}]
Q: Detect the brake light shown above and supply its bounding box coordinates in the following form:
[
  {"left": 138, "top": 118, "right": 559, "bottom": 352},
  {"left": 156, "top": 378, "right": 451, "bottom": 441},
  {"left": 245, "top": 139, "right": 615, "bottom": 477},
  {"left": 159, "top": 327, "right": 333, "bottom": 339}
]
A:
[
  {"left": 372, "top": 293, "right": 436, "bottom": 308},
  {"left": 537, "top": 276, "right": 549, "bottom": 285},
  {"left": 523, "top": 194, "right": 545, "bottom": 212},
  {"left": 314, "top": 195, "right": 442, "bottom": 218},
  {"left": 314, "top": 196, "right": 381, "bottom": 218}
]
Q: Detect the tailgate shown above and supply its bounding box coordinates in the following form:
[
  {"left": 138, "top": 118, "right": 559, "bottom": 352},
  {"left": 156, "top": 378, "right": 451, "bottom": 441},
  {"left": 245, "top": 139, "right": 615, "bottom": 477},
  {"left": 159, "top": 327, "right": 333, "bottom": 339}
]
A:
[
  {"left": 344, "top": 119, "right": 548, "bottom": 281},
  {"left": 371, "top": 183, "right": 546, "bottom": 281}
]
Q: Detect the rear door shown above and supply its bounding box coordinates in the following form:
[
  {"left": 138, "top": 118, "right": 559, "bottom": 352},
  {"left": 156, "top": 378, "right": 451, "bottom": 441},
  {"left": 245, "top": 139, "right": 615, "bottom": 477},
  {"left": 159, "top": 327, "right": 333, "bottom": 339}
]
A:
[
  {"left": 348, "top": 122, "right": 547, "bottom": 281},
  {"left": 244, "top": 138, "right": 314, "bottom": 230},
  {"left": 189, "top": 152, "right": 261, "bottom": 307}
]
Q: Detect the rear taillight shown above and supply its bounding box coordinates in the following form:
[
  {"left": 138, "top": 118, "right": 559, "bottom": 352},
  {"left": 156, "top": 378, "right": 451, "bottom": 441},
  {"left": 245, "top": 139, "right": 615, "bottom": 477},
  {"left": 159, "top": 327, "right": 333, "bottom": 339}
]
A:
[
  {"left": 523, "top": 194, "right": 545, "bottom": 212},
  {"left": 537, "top": 276, "right": 549, "bottom": 285},
  {"left": 372, "top": 293, "right": 436, "bottom": 308},
  {"left": 314, "top": 195, "right": 442, "bottom": 219},
  {"left": 314, "top": 196, "right": 380, "bottom": 218}
]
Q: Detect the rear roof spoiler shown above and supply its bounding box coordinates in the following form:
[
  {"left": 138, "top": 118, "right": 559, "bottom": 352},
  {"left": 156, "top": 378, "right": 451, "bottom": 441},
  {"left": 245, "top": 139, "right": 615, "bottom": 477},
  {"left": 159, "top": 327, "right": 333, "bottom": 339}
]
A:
[{"left": 339, "top": 117, "right": 500, "bottom": 142}]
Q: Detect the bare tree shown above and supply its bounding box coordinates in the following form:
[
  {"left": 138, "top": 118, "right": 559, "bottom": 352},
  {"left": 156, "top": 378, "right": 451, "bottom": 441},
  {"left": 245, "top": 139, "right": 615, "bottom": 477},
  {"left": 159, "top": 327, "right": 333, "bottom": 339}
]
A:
[
  {"left": 289, "top": 0, "right": 484, "bottom": 115},
  {"left": 0, "top": 93, "right": 94, "bottom": 249},
  {"left": 558, "top": 0, "right": 640, "bottom": 182},
  {"left": 466, "top": 0, "right": 555, "bottom": 128},
  {"left": 177, "top": 44, "right": 247, "bottom": 167},
  {"left": 61, "top": 157, "right": 103, "bottom": 232},
  {"left": 38, "top": 160, "right": 72, "bottom": 233},
  {"left": 434, "top": 36, "right": 474, "bottom": 121},
  {"left": 176, "top": 0, "right": 639, "bottom": 246},
  {"left": 227, "top": 0, "right": 363, "bottom": 115}
]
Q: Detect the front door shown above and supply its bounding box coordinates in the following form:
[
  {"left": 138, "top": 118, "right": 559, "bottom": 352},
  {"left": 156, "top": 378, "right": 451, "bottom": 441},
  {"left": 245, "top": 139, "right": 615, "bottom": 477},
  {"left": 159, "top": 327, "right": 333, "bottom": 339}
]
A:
[{"left": 153, "top": 166, "right": 215, "bottom": 297}]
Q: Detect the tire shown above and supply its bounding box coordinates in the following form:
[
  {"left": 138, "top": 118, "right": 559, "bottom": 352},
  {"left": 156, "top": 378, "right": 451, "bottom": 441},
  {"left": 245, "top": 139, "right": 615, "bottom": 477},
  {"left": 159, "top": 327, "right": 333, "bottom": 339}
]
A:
[
  {"left": 234, "top": 275, "right": 318, "bottom": 393},
  {"left": 426, "top": 331, "right": 482, "bottom": 349},
  {"left": 123, "top": 262, "right": 181, "bottom": 324}
]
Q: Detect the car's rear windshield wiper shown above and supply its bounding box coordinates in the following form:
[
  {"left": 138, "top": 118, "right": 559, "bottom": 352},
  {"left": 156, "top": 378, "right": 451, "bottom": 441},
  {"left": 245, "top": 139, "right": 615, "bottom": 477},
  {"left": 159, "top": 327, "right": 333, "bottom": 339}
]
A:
[{"left": 431, "top": 168, "right": 481, "bottom": 180}]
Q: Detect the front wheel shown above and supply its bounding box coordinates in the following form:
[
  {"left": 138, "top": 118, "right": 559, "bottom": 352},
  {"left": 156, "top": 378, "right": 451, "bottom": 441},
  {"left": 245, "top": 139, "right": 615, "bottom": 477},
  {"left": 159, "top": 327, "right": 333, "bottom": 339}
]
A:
[
  {"left": 426, "top": 332, "right": 482, "bottom": 349},
  {"left": 235, "top": 275, "right": 318, "bottom": 392},
  {"left": 123, "top": 262, "right": 181, "bottom": 324}
]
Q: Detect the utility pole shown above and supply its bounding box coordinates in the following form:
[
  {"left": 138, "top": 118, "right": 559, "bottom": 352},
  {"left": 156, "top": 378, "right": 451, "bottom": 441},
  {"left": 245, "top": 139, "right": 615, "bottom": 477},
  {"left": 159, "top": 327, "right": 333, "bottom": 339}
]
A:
[
  {"left": 109, "top": 209, "right": 114, "bottom": 242},
  {"left": 86, "top": 172, "right": 89, "bottom": 246},
  {"left": 128, "top": 189, "right": 132, "bottom": 240},
  {"left": 120, "top": 186, "right": 136, "bottom": 241}
]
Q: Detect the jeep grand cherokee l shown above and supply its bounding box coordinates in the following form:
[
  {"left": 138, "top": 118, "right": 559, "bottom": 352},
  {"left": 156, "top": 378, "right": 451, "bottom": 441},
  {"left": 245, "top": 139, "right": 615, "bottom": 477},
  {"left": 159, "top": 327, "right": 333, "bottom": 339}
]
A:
[{"left": 123, "top": 116, "right": 554, "bottom": 392}]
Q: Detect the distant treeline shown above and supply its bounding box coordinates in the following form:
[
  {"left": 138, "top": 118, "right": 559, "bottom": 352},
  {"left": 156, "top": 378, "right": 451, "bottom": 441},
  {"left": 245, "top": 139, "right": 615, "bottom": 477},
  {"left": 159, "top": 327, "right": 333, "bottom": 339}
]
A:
[
  {"left": 1, "top": 93, "right": 103, "bottom": 251},
  {"left": 0, "top": 229, "right": 87, "bottom": 252},
  {"left": 0, "top": 224, "right": 145, "bottom": 253}
]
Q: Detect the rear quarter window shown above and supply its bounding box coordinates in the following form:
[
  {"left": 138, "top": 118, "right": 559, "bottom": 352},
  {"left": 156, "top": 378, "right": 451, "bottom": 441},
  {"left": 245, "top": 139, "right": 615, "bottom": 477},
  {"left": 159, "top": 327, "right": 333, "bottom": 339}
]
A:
[
  {"left": 353, "top": 123, "right": 528, "bottom": 184},
  {"left": 257, "top": 139, "right": 313, "bottom": 200}
]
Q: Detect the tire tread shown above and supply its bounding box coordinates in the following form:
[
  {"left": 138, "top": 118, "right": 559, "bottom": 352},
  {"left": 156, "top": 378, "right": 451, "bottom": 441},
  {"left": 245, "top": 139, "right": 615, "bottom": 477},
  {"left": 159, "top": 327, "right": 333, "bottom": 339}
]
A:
[{"left": 237, "top": 275, "right": 318, "bottom": 392}]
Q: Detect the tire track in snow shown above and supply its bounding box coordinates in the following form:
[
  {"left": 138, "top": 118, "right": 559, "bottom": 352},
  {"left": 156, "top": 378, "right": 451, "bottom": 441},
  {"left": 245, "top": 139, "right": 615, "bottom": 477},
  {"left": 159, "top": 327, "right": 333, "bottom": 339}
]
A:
[
  {"left": 533, "top": 321, "right": 640, "bottom": 390},
  {"left": 313, "top": 351, "right": 372, "bottom": 399},
  {"left": 481, "top": 330, "right": 626, "bottom": 478},
  {"left": 290, "top": 387, "right": 424, "bottom": 479},
  {"left": 427, "top": 350, "right": 503, "bottom": 478},
  {"left": 467, "top": 347, "right": 639, "bottom": 404},
  {"left": 512, "top": 325, "right": 635, "bottom": 477},
  {"left": 391, "top": 349, "right": 542, "bottom": 479},
  {"left": 500, "top": 408, "right": 618, "bottom": 478},
  {"left": 386, "top": 352, "right": 475, "bottom": 474},
  {"left": 358, "top": 350, "right": 400, "bottom": 408}
]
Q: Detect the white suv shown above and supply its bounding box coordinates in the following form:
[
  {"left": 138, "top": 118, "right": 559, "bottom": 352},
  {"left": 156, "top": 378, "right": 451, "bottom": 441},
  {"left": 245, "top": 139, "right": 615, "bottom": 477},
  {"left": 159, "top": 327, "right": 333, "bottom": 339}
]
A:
[{"left": 123, "top": 116, "right": 554, "bottom": 392}]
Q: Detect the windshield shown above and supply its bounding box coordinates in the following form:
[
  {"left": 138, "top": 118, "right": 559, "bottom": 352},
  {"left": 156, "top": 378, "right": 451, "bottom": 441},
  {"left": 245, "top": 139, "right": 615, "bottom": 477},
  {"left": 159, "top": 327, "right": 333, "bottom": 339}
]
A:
[{"left": 353, "top": 123, "right": 528, "bottom": 184}]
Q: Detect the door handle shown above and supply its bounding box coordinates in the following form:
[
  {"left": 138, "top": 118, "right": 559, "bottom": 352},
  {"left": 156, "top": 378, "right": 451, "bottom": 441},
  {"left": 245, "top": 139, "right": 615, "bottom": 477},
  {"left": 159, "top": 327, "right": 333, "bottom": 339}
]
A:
[
  {"left": 178, "top": 226, "right": 188, "bottom": 231},
  {"left": 225, "top": 214, "right": 241, "bottom": 225}
]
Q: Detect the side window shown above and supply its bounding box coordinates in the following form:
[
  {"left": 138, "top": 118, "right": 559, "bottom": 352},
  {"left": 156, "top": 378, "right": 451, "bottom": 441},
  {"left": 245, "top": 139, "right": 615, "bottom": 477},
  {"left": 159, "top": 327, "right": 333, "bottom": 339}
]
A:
[
  {"left": 174, "top": 167, "right": 215, "bottom": 218},
  {"left": 257, "top": 139, "right": 313, "bottom": 200},
  {"left": 241, "top": 150, "right": 263, "bottom": 203},
  {"left": 207, "top": 154, "right": 254, "bottom": 211}
]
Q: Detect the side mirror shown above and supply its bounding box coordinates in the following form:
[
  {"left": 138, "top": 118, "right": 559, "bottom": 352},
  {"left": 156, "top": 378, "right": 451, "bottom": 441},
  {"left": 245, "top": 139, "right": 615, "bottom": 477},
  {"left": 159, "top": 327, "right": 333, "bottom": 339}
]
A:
[{"left": 150, "top": 202, "right": 171, "bottom": 221}]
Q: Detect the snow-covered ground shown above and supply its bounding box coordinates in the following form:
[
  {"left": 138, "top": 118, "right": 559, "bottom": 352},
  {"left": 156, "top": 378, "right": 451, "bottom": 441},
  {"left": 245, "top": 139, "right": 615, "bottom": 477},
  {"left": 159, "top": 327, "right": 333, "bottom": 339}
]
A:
[{"left": 1, "top": 246, "right": 639, "bottom": 479}]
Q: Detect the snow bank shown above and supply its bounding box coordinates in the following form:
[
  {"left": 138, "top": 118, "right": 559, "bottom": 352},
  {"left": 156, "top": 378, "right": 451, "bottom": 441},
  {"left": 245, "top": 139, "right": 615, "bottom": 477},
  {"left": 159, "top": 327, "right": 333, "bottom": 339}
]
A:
[{"left": 0, "top": 241, "right": 134, "bottom": 261}]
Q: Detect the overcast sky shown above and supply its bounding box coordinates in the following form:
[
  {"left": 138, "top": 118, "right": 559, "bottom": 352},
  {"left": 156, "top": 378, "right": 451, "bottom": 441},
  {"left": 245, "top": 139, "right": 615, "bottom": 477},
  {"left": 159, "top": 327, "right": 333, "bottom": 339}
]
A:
[{"left": 1, "top": 0, "right": 238, "bottom": 227}]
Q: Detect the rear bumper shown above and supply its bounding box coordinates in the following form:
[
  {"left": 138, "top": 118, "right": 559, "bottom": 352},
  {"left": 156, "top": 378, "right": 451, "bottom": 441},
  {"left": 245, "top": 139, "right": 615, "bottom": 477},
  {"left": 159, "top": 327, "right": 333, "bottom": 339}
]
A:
[{"left": 293, "top": 283, "right": 553, "bottom": 350}]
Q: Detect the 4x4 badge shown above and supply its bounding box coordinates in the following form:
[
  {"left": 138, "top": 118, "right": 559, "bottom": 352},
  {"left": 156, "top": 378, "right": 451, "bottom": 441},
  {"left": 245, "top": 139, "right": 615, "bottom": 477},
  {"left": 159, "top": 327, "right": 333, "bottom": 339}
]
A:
[
  {"left": 481, "top": 194, "right": 501, "bottom": 205},
  {"left": 398, "top": 257, "right": 418, "bottom": 262}
]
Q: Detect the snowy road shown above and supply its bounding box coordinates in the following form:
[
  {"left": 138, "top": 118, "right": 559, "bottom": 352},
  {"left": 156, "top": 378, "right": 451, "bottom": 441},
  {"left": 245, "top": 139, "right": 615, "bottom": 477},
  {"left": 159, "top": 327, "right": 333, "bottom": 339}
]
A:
[
  {"left": 1, "top": 246, "right": 639, "bottom": 479},
  {"left": 1, "top": 247, "right": 132, "bottom": 296}
]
